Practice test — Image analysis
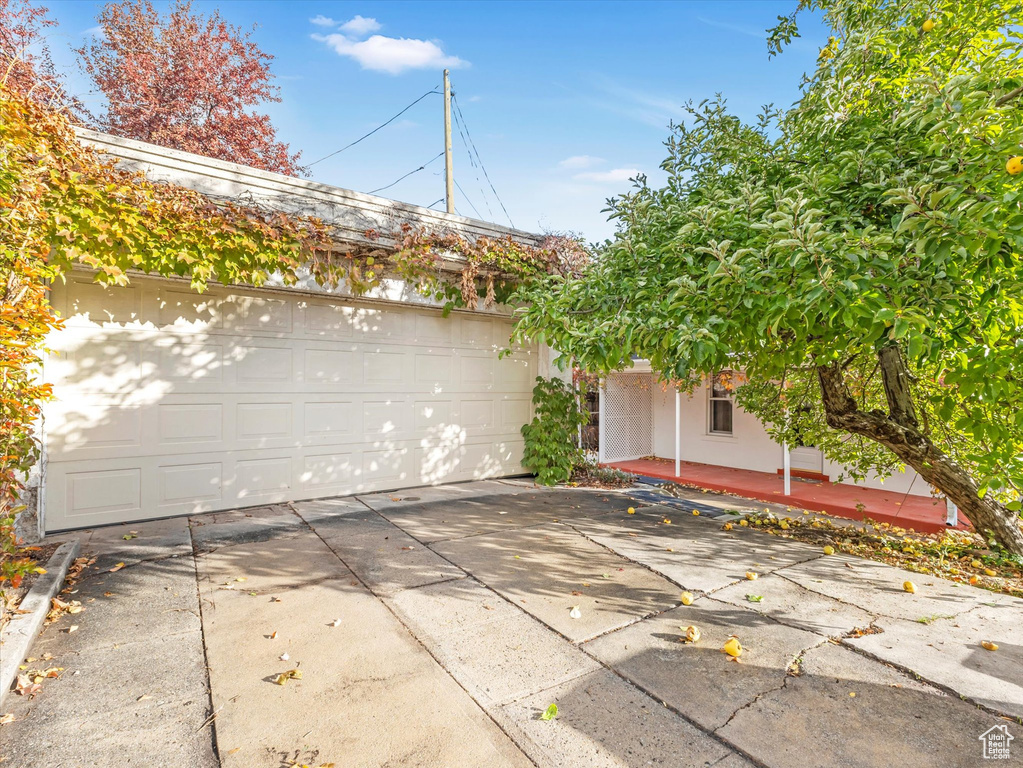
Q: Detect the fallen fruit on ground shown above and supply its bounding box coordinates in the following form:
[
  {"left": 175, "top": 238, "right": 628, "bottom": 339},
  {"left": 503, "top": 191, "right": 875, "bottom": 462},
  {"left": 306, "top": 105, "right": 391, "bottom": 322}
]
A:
[
  {"left": 746, "top": 571, "right": 759, "bottom": 581},
  {"left": 692, "top": 510, "right": 700, "bottom": 516},
  {"left": 680, "top": 591, "right": 694, "bottom": 605},
  {"left": 722, "top": 637, "right": 743, "bottom": 657},
  {"left": 681, "top": 625, "right": 701, "bottom": 643},
  {"left": 981, "top": 641, "right": 999, "bottom": 651},
  {"left": 627, "top": 507, "right": 635, "bottom": 514},
  {"left": 903, "top": 581, "right": 917, "bottom": 593},
  {"left": 969, "top": 575, "right": 980, "bottom": 585},
  {"left": 723, "top": 522, "right": 733, "bottom": 531},
  {"left": 823, "top": 545, "right": 835, "bottom": 555},
  {"left": 740, "top": 519, "right": 749, "bottom": 527},
  {"left": 984, "top": 568, "right": 997, "bottom": 577}
]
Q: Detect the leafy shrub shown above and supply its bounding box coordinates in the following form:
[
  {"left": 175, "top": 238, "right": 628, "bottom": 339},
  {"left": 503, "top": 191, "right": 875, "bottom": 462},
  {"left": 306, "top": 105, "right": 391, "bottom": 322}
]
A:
[{"left": 521, "top": 377, "right": 590, "bottom": 485}]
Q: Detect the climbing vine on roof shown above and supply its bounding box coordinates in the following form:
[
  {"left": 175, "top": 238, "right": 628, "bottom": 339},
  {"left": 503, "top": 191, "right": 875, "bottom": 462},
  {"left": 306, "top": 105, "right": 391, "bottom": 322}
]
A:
[{"left": 0, "top": 80, "right": 578, "bottom": 583}]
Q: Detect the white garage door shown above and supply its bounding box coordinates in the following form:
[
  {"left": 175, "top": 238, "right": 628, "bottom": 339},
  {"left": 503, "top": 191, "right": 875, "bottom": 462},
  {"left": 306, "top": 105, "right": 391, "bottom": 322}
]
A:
[{"left": 43, "top": 275, "right": 535, "bottom": 532}]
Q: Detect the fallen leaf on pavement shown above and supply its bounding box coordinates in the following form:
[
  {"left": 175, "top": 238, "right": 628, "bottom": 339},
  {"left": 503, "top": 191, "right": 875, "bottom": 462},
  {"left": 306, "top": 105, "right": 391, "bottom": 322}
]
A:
[
  {"left": 569, "top": 606, "right": 581, "bottom": 619},
  {"left": 540, "top": 703, "right": 558, "bottom": 721},
  {"left": 109, "top": 563, "right": 125, "bottom": 573},
  {"left": 15, "top": 675, "right": 41, "bottom": 697},
  {"left": 331, "top": 618, "right": 342, "bottom": 627},
  {"left": 270, "top": 631, "right": 278, "bottom": 640},
  {"left": 0, "top": 713, "right": 14, "bottom": 725},
  {"left": 137, "top": 695, "right": 151, "bottom": 701},
  {"left": 66, "top": 625, "right": 78, "bottom": 633}
]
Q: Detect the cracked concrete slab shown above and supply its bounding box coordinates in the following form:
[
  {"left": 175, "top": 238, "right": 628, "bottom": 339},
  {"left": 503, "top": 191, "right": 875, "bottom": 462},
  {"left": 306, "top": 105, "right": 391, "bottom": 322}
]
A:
[
  {"left": 778, "top": 553, "right": 998, "bottom": 620},
  {"left": 432, "top": 523, "right": 680, "bottom": 642},
  {"left": 196, "top": 530, "right": 531, "bottom": 768},
  {"left": 386, "top": 577, "right": 601, "bottom": 704},
  {"left": 2, "top": 552, "right": 215, "bottom": 768},
  {"left": 301, "top": 505, "right": 466, "bottom": 596},
  {"left": 356, "top": 480, "right": 520, "bottom": 512},
  {"left": 376, "top": 488, "right": 622, "bottom": 543},
  {"left": 188, "top": 504, "right": 304, "bottom": 552},
  {"left": 584, "top": 596, "right": 823, "bottom": 731},
  {"left": 713, "top": 572, "right": 875, "bottom": 637},
  {"left": 718, "top": 642, "right": 1010, "bottom": 768},
  {"left": 500, "top": 668, "right": 749, "bottom": 768},
  {"left": 53, "top": 515, "right": 192, "bottom": 572},
  {"left": 569, "top": 508, "right": 823, "bottom": 593},
  {"left": 845, "top": 601, "right": 1023, "bottom": 718}
]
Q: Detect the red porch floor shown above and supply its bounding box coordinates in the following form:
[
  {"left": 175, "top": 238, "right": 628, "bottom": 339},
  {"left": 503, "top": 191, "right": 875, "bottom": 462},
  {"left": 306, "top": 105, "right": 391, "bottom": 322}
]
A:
[{"left": 610, "top": 457, "right": 966, "bottom": 534}]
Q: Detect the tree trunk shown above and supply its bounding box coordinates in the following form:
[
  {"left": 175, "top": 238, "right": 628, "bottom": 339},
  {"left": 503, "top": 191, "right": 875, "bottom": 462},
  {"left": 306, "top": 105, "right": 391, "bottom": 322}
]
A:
[{"left": 816, "top": 352, "right": 1023, "bottom": 556}]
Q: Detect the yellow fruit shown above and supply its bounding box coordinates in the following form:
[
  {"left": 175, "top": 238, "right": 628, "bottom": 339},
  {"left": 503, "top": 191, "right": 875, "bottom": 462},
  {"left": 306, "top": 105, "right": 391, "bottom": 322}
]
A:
[
  {"left": 722, "top": 637, "right": 743, "bottom": 657},
  {"left": 922, "top": 18, "right": 934, "bottom": 32},
  {"left": 779, "top": 521, "right": 789, "bottom": 530},
  {"left": 740, "top": 519, "right": 749, "bottom": 527},
  {"left": 823, "top": 545, "right": 835, "bottom": 555},
  {"left": 969, "top": 575, "right": 980, "bottom": 585},
  {"left": 981, "top": 641, "right": 999, "bottom": 651},
  {"left": 903, "top": 581, "right": 917, "bottom": 593},
  {"left": 746, "top": 571, "right": 759, "bottom": 581},
  {"left": 692, "top": 510, "right": 700, "bottom": 516},
  {"left": 723, "top": 522, "right": 733, "bottom": 531},
  {"left": 680, "top": 591, "right": 694, "bottom": 606},
  {"left": 627, "top": 507, "right": 636, "bottom": 515},
  {"left": 971, "top": 560, "right": 983, "bottom": 569},
  {"left": 682, "top": 625, "right": 701, "bottom": 643},
  {"left": 1007, "top": 156, "right": 1023, "bottom": 175}
]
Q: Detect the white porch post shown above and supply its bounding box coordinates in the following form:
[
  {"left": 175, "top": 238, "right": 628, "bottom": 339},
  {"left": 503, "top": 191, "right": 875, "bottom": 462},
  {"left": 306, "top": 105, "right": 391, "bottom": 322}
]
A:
[
  {"left": 674, "top": 388, "right": 681, "bottom": 478},
  {"left": 597, "top": 381, "right": 606, "bottom": 464},
  {"left": 782, "top": 441, "right": 791, "bottom": 496}
]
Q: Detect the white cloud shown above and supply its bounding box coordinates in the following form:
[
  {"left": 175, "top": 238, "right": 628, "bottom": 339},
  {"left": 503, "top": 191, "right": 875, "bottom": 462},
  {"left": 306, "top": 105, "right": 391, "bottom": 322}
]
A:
[
  {"left": 558, "top": 155, "right": 604, "bottom": 170},
  {"left": 83, "top": 25, "right": 104, "bottom": 39},
  {"left": 310, "top": 14, "right": 338, "bottom": 27},
  {"left": 314, "top": 33, "right": 468, "bottom": 75},
  {"left": 340, "top": 15, "right": 382, "bottom": 36},
  {"left": 574, "top": 168, "right": 640, "bottom": 183}
]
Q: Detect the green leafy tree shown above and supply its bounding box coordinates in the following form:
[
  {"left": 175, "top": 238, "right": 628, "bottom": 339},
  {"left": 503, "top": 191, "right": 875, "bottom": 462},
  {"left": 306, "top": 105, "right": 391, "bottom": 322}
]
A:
[{"left": 514, "top": 0, "right": 1023, "bottom": 554}]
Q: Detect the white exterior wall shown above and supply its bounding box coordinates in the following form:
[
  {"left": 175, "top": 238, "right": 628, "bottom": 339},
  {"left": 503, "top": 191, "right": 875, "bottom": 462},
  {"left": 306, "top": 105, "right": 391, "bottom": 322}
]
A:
[{"left": 650, "top": 382, "right": 931, "bottom": 497}]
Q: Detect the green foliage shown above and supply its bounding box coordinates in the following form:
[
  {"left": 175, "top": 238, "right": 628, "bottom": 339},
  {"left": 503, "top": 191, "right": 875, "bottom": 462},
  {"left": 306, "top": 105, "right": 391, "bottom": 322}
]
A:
[
  {"left": 521, "top": 377, "right": 590, "bottom": 485},
  {"left": 513, "top": 0, "right": 1023, "bottom": 548}
]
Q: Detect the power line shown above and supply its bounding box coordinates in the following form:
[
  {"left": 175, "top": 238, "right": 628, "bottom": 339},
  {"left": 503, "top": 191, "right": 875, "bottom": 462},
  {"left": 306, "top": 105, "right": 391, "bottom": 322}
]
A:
[
  {"left": 368, "top": 152, "right": 445, "bottom": 195},
  {"left": 451, "top": 94, "right": 515, "bottom": 228},
  {"left": 426, "top": 197, "right": 445, "bottom": 209},
  {"left": 451, "top": 105, "right": 495, "bottom": 220},
  {"left": 308, "top": 88, "right": 441, "bottom": 168},
  {"left": 454, "top": 178, "right": 484, "bottom": 220}
]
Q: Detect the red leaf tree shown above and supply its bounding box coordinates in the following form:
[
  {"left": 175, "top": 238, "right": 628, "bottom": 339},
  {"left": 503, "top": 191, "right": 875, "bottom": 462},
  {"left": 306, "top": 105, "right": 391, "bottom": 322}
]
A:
[
  {"left": 77, "top": 0, "right": 303, "bottom": 176},
  {"left": 0, "top": 0, "right": 74, "bottom": 108}
]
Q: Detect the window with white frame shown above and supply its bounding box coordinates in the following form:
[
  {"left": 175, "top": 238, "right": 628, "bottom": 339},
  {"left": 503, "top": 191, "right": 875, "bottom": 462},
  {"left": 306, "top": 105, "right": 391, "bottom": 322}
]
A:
[{"left": 708, "top": 373, "right": 734, "bottom": 435}]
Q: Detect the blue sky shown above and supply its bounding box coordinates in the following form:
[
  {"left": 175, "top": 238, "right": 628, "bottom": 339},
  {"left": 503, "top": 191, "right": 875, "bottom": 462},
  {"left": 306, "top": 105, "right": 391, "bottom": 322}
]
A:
[{"left": 45, "top": 1, "right": 828, "bottom": 241}]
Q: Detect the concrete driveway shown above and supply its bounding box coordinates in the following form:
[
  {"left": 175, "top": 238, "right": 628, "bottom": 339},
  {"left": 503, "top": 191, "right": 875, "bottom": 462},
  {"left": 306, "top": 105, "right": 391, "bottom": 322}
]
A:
[{"left": 4, "top": 481, "right": 1021, "bottom": 767}]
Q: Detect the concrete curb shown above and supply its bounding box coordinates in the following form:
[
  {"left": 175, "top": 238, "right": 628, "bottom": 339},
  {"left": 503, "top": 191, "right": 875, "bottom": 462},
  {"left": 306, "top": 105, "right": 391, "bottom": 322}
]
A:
[{"left": 0, "top": 540, "right": 80, "bottom": 707}]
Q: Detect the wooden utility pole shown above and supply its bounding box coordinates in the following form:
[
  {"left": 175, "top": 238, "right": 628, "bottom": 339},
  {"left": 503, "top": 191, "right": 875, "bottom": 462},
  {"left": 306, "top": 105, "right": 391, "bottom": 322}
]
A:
[{"left": 443, "top": 69, "right": 454, "bottom": 214}]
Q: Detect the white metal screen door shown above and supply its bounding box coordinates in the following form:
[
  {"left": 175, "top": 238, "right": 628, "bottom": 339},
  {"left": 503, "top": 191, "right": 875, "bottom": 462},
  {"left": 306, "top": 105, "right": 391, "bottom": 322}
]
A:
[{"left": 602, "top": 373, "right": 652, "bottom": 462}]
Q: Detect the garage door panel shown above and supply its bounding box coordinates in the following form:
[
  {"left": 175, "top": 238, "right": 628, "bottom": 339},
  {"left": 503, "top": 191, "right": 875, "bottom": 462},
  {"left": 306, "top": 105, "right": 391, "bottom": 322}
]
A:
[
  {"left": 156, "top": 286, "right": 223, "bottom": 330},
  {"left": 58, "top": 276, "right": 144, "bottom": 329},
  {"left": 44, "top": 277, "right": 535, "bottom": 531}
]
